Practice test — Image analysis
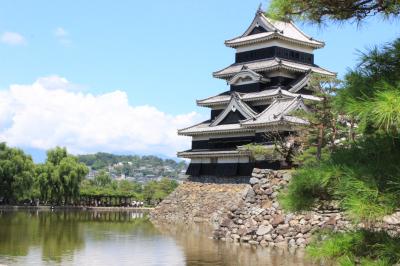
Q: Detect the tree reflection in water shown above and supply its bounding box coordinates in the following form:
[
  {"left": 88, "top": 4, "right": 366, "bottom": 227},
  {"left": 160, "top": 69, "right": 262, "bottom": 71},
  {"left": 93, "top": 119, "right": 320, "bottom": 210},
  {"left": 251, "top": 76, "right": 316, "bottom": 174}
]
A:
[
  {"left": 0, "top": 210, "right": 152, "bottom": 264},
  {"left": 0, "top": 210, "right": 312, "bottom": 266}
]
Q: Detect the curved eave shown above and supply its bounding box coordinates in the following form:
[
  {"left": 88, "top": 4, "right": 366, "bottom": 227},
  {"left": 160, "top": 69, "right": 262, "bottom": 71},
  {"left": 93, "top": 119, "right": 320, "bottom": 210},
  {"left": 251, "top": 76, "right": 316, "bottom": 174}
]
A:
[
  {"left": 213, "top": 64, "right": 336, "bottom": 80},
  {"left": 177, "top": 150, "right": 251, "bottom": 159},
  {"left": 196, "top": 92, "right": 321, "bottom": 108},
  {"left": 241, "top": 119, "right": 309, "bottom": 129},
  {"left": 225, "top": 32, "right": 324, "bottom": 49},
  {"left": 178, "top": 127, "right": 255, "bottom": 137}
]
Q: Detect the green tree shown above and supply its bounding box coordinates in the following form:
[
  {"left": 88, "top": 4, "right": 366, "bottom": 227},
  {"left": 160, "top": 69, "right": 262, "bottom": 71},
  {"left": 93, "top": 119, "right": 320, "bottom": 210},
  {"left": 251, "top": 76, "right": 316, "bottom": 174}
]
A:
[
  {"left": 279, "top": 39, "right": 400, "bottom": 265},
  {"left": 267, "top": 0, "right": 400, "bottom": 23},
  {"left": 38, "top": 147, "right": 88, "bottom": 205},
  {"left": 93, "top": 170, "right": 112, "bottom": 187},
  {"left": 0, "top": 143, "right": 35, "bottom": 204},
  {"left": 143, "top": 178, "right": 178, "bottom": 205}
]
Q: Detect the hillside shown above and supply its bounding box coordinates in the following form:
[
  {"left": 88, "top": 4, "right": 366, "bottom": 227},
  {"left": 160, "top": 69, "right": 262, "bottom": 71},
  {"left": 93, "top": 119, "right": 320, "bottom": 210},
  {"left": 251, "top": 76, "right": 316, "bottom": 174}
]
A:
[{"left": 77, "top": 153, "right": 187, "bottom": 182}]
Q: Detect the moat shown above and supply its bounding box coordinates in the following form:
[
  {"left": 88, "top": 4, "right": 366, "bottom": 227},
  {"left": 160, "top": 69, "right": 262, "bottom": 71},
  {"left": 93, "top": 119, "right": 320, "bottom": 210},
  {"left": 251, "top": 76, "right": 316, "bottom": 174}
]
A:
[{"left": 0, "top": 210, "right": 311, "bottom": 266}]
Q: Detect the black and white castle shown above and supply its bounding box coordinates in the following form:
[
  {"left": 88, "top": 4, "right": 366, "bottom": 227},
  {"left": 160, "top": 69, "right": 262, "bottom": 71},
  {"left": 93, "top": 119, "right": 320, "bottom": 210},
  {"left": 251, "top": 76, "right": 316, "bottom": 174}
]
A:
[{"left": 178, "top": 9, "right": 335, "bottom": 179}]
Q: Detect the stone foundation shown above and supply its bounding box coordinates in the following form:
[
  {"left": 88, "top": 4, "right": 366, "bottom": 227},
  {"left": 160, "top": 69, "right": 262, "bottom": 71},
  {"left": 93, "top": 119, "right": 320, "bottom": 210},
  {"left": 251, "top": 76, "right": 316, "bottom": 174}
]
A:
[
  {"left": 213, "top": 169, "right": 400, "bottom": 248},
  {"left": 150, "top": 181, "right": 250, "bottom": 225},
  {"left": 151, "top": 169, "right": 400, "bottom": 248}
]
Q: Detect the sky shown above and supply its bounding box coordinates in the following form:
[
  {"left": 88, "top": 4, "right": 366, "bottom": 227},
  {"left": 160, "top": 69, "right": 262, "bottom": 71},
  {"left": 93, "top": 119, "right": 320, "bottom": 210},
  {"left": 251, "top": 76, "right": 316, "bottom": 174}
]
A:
[{"left": 0, "top": 0, "right": 399, "bottom": 162}]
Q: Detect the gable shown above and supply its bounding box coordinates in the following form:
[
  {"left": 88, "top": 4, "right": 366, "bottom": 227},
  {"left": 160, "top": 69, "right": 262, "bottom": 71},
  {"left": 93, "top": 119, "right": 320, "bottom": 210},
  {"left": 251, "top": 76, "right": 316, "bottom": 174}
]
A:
[
  {"left": 248, "top": 25, "right": 268, "bottom": 35},
  {"left": 219, "top": 111, "right": 246, "bottom": 125}
]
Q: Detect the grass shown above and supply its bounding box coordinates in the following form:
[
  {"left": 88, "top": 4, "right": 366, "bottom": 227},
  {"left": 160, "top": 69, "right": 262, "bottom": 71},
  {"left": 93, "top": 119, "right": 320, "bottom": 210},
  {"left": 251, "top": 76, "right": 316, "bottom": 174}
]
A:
[
  {"left": 307, "top": 230, "right": 400, "bottom": 266},
  {"left": 279, "top": 136, "right": 400, "bottom": 223}
]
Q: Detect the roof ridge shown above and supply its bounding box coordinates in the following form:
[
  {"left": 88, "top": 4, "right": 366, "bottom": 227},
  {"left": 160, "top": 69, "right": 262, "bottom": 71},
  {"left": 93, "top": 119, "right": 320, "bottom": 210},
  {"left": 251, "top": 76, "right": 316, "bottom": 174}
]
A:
[{"left": 178, "top": 119, "right": 211, "bottom": 133}]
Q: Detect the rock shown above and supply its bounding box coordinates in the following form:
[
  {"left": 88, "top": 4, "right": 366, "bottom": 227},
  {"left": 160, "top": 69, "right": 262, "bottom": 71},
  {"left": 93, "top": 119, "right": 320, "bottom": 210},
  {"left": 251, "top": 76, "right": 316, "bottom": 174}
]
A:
[
  {"left": 276, "top": 224, "right": 289, "bottom": 235},
  {"left": 272, "top": 202, "right": 280, "bottom": 209},
  {"left": 264, "top": 188, "right": 273, "bottom": 195},
  {"left": 274, "top": 235, "right": 285, "bottom": 243},
  {"left": 326, "top": 215, "right": 337, "bottom": 226},
  {"left": 249, "top": 177, "right": 260, "bottom": 184},
  {"left": 383, "top": 212, "right": 400, "bottom": 225},
  {"left": 296, "top": 238, "right": 306, "bottom": 245},
  {"left": 256, "top": 225, "right": 273, "bottom": 236},
  {"left": 246, "top": 189, "right": 256, "bottom": 203},
  {"left": 241, "top": 235, "right": 251, "bottom": 242},
  {"left": 238, "top": 227, "right": 250, "bottom": 236},
  {"left": 288, "top": 238, "right": 296, "bottom": 246},
  {"left": 231, "top": 234, "right": 240, "bottom": 240},
  {"left": 263, "top": 234, "right": 273, "bottom": 242},
  {"left": 249, "top": 240, "right": 259, "bottom": 245},
  {"left": 260, "top": 240, "right": 269, "bottom": 247},
  {"left": 221, "top": 218, "right": 233, "bottom": 227},
  {"left": 271, "top": 215, "right": 285, "bottom": 226}
]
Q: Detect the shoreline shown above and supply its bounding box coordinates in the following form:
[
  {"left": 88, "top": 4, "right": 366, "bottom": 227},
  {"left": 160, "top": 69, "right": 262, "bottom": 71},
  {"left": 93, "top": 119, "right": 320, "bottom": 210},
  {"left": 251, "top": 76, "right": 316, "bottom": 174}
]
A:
[{"left": 0, "top": 205, "right": 154, "bottom": 211}]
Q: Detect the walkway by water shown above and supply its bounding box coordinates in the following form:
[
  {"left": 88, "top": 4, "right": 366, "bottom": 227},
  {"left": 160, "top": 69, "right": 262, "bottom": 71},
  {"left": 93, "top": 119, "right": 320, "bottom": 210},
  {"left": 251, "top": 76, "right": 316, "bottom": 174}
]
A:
[{"left": 0, "top": 210, "right": 312, "bottom": 266}]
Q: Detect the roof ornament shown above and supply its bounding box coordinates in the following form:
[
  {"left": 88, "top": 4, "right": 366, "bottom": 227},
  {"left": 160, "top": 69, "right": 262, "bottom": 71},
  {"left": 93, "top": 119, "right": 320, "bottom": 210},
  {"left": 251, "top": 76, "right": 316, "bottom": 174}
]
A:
[{"left": 257, "top": 3, "right": 263, "bottom": 14}]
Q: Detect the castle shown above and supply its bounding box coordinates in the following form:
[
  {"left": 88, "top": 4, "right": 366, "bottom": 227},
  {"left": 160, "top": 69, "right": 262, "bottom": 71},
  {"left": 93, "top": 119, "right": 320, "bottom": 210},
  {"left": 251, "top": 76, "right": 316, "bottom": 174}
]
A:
[{"left": 178, "top": 9, "right": 335, "bottom": 179}]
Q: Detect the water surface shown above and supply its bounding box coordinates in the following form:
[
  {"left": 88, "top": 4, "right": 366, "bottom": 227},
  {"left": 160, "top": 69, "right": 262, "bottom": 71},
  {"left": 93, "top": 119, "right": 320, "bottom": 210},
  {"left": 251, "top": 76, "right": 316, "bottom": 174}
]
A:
[{"left": 0, "top": 210, "right": 311, "bottom": 266}]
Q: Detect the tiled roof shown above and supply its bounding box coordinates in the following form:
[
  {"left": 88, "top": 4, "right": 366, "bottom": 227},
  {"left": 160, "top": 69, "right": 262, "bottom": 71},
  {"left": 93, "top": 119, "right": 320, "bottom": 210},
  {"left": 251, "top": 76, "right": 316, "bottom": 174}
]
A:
[
  {"left": 197, "top": 88, "right": 321, "bottom": 107},
  {"left": 178, "top": 121, "right": 254, "bottom": 136},
  {"left": 213, "top": 58, "right": 336, "bottom": 79},
  {"left": 241, "top": 97, "right": 309, "bottom": 127},
  {"left": 177, "top": 149, "right": 251, "bottom": 158},
  {"left": 210, "top": 93, "right": 257, "bottom": 126},
  {"left": 288, "top": 72, "right": 312, "bottom": 93},
  {"left": 179, "top": 96, "right": 309, "bottom": 136},
  {"left": 225, "top": 12, "right": 324, "bottom": 49}
]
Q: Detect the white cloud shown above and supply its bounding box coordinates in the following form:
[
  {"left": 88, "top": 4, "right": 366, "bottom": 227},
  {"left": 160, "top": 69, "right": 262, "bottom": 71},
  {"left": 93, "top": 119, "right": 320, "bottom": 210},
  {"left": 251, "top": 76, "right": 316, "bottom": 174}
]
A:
[
  {"left": 54, "top": 27, "right": 71, "bottom": 46},
  {"left": 54, "top": 27, "right": 68, "bottom": 38},
  {"left": 0, "top": 76, "right": 201, "bottom": 157},
  {"left": 1, "top": 32, "right": 26, "bottom": 46}
]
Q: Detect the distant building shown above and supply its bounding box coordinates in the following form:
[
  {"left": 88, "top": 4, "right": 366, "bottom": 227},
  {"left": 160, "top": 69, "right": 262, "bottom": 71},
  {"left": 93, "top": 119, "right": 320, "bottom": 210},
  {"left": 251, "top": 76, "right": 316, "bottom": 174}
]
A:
[{"left": 178, "top": 8, "right": 334, "bottom": 178}]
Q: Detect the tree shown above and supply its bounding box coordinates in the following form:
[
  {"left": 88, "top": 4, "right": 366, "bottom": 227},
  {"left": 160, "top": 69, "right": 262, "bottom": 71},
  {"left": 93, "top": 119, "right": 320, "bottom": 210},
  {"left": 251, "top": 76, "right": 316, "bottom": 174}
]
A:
[
  {"left": 38, "top": 147, "right": 88, "bottom": 205},
  {"left": 267, "top": 0, "right": 400, "bottom": 24},
  {"left": 0, "top": 143, "right": 35, "bottom": 204},
  {"left": 143, "top": 178, "right": 178, "bottom": 205},
  {"left": 93, "top": 170, "right": 112, "bottom": 187},
  {"left": 279, "top": 39, "right": 400, "bottom": 265}
]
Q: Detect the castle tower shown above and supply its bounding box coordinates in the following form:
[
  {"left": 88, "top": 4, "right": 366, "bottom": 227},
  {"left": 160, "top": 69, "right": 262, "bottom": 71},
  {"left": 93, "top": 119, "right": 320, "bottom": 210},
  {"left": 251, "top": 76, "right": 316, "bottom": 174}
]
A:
[{"left": 178, "top": 9, "right": 335, "bottom": 180}]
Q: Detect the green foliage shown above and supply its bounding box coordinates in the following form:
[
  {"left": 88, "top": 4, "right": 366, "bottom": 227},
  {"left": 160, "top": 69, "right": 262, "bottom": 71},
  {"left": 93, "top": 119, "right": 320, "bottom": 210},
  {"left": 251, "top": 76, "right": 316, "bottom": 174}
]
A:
[
  {"left": 77, "top": 152, "right": 186, "bottom": 178},
  {"left": 80, "top": 172, "right": 177, "bottom": 206},
  {"left": 307, "top": 230, "right": 400, "bottom": 266},
  {"left": 36, "top": 147, "right": 88, "bottom": 205},
  {"left": 242, "top": 143, "right": 279, "bottom": 160},
  {"left": 93, "top": 170, "right": 112, "bottom": 187},
  {"left": 347, "top": 86, "right": 400, "bottom": 136},
  {"left": 0, "top": 143, "right": 35, "bottom": 203},
  {"left": 266, "top": 0, "right": 400, "bottom": 23},
  {"left": 143, "top": 178, "right": 178, "bottom": 205},
  {"left": 281, "top": 137, "right": 400, "bottom": 222}
]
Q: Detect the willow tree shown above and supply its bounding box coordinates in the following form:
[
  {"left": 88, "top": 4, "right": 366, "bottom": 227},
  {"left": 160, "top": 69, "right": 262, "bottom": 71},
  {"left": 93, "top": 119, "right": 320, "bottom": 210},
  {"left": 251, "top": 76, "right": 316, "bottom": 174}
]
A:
[
  {"left": 37, "top": 147, "right": 88, "bottom": 205},
  {"left": 0, "top": 143, "right": 35, "bottom": 204}
]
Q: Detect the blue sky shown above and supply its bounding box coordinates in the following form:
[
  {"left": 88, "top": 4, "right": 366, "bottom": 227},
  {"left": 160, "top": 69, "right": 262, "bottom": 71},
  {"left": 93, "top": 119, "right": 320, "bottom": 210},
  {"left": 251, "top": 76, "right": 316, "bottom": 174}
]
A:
[{"left": 0, "top": 1, "right": 399, "bottom": 161}]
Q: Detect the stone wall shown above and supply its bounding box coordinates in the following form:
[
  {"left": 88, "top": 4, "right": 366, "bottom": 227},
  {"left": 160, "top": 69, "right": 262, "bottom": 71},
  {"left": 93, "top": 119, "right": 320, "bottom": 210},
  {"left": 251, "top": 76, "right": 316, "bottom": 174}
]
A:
[
  {"left": 150, "top": 182, "right": 250, "bottom": 225},
  {"left": 151, "top": 169, "right": 400, "bottom": 249},
  {"left": 213, "top": 169, "right": 400, "bottom": 248}
]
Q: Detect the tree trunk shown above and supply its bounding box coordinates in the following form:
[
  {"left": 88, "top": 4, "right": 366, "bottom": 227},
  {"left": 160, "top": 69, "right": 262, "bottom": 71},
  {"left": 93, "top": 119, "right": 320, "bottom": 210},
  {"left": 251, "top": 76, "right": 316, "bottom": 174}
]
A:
[{"left": 317, "top": 125, "right": 324, "bottom": 161}]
